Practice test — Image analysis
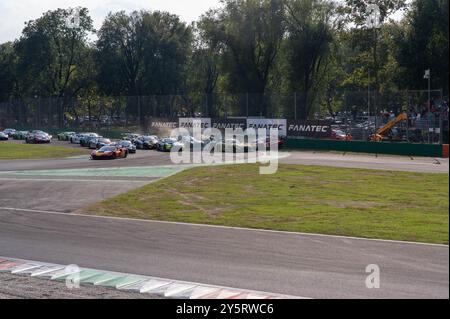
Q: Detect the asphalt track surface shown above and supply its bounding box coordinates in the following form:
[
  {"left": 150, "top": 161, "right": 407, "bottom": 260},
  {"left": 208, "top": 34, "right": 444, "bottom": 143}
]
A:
[
  {"left": 0, "top": 140, "right": 448, "bottom": 298},
  {"left": 1, "top": 140, "right": 448, "bottom": 173}
]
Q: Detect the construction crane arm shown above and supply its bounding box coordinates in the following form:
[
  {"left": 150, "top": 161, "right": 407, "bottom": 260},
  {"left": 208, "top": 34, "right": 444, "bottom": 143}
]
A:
[{"left": 376, "top": 113, "right": 408, "bottom": 137}]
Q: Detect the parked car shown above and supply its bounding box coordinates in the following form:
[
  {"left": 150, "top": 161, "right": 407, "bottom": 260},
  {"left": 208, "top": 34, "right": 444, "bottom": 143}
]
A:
[{"left": 0, "top": 132, "right": 8, "bottom": 140}]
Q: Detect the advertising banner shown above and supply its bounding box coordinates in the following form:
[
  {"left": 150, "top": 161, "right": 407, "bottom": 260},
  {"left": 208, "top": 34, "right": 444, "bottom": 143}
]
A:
[
  {"left": 149, "top": 118, "right": 179, "bottom": 129},
  {"left": 211, "top": 118, "right": 247, "bottom": 130},
  {"left": 287, "top": 120, "right": 332, "bottom": 138},
  {"left": 179, "top": 118, "right": 212, "bottom": 130},
  {"left": 246, "top": 119, "right": 287, "bottom": 136}
]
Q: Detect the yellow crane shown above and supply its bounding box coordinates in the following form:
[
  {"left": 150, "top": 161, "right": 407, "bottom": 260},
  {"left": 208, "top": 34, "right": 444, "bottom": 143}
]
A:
[{"left": 370, "top": 113, "right": 408, "bottom": 142}]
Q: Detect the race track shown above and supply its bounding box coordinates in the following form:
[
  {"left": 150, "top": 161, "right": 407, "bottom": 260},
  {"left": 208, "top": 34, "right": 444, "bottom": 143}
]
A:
[
  {"left": 0, "top": 142, "right": 448, "bottom": 298},
  {"left": 0, "top": 208, "right": 447, "bottom": 299}
]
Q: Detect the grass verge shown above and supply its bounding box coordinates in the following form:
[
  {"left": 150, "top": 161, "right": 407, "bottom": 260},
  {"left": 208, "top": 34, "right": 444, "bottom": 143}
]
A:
[
  {"left": 83, "top": 164, "right": 449, "bottom": 244},
  {"left": 0, "top": 142, "right": 88, "bottom": 159}
]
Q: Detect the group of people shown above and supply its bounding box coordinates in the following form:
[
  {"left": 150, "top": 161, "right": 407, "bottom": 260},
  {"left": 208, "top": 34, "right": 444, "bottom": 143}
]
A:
[
  {"left": 408, "top": 99, "right": 448, "bottom": 127},
  {"left": 378, "top": 99, "right": 449, "bottom": 127}
]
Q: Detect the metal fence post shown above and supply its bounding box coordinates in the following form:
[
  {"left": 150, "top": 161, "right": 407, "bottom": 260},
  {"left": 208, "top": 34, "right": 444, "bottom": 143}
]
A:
[
  {"left": 246, "top": 93, "right": 249, "bottom": 117},
  {"left": 205, "top": 93, "right": 208, "bottom": 117},
  {"left": 294, "top": 92, "right": 297, "bottom": 120}
]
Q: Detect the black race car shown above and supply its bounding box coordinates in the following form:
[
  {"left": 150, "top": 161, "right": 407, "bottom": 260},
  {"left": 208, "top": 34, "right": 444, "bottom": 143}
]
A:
[
  {"left": 134, "top": 135, "right": 159, "bottom": 150},
  {"left": 116, "top": 140, "right": 137, "bottom": 154},
  {"left": 25, "top": 131, "right": 52, "bottom": 144},
  {"left": 80, "top": 133, "right": 100, "bottom": 147},
  {"left": 89, "top": 138, "right": 112, "bottom": 149},
  {"left": 156, "top": 137, "right": 178, "bottom": 152}
]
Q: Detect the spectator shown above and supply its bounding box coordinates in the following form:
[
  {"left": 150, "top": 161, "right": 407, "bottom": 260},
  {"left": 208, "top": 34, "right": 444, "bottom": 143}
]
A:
[{"left": 389, "top": 111, "right": 396, "bottom": 122}]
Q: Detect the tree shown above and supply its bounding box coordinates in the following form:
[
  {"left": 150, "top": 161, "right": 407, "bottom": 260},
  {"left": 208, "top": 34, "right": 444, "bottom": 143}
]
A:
[
  {"left": 397, "top": 0, "right": 449, "bottom": 94},
  {"left": 282, "top": 0, "right": 335, "bottom": 119},
  {"left": 200, "top": 0, "right": 285, "bottom": 116},
  {"left": 14, "top": 7, "right": 94, "bottom": 98},
  {"left": 11, "top": 7, "right": 94, "bottom": 127},
  {"left": 181, "top": 14, "right": 225, "bottom": 117},
  {"left": 96, "top": 11, "right": 145, "bottom": 96},
  {"left": 96, "top": 10, "right": 192, "bottom": 121},
  {"left": 0, "top": 42, "right": 17, "bottom": 101},
  {"left": 344, "top": 0, "right": 406, "bottom": 26},
  {"left": 342, "top": 0, "right": 406, "bottom": 95}
]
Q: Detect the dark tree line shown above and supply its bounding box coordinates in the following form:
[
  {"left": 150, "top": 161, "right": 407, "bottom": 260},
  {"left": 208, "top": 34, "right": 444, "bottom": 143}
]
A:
[{"left": 0, "top": 0, "right": 448, "bottom": 120}]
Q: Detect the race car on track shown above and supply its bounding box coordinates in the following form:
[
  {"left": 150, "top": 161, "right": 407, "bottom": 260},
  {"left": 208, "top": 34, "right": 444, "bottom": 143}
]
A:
[
  {"left": 253, "top": 136, "right": 285, "bottom": 150},
  {"left": 2, "top": 128, "right": 16, "bottom": 137},
  {"left": 80, "top": 133, "right": 101, "bottom": 147},
  {"left": 25, "top": 131, "right": 52, "bottom": 144},
  {"left": 11, "top": 130, "right": 28, "bottom": 140},
  {"left": 57, "top": 131, "right": 76, "bottom": 141},
  {"left": 207, "top": 138, "right": 249, "bottom": 153},
  {"left": 91, "top": 145, "right": 128, "bottom": 160},
  {"left": 177, "top": 136, "right": 204, "bottom": 152},
  {"left": 134, "top": 135, "right": 159, "bottom": 150},
  {"left": 0, "top": 132, "right": 8, "bottom": 140},
  {"left": 115, "top": 140, "right": 137, "bottom": 154},
  {"left": 156, "top": 137, "right": 178, "bottom": 152},
  {"left": 122, "top": 133, "right": 141, "bottom": 142},
  {"left": 70, "top": 133, "right": 86, "bottom": 144},
  {"left": 89, "top": 137, "right": 112, "bottom": 149}
]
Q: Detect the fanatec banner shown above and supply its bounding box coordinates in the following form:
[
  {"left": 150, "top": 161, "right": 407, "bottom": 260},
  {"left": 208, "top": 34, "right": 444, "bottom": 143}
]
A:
[
  {"left": 149, "top": 118, "right": 179, "bottom": 129},
  {"left": 211, "top": 118, "right": 247, "bottom": 130},
  {"left": 246, "top": 119, "right": 287, "bottom": 136},
  {"left": 179, "top": 118, "right": 211, "bottom": 129},
  {"left": 149, "top": 117, "right": 332, "bottom": 138},
  {"left": 287, "top": 120, "right": 332, "bottom": 138}
]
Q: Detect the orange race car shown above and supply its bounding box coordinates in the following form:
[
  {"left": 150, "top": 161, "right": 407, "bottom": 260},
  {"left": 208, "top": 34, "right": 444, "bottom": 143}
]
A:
[{"left": 90, "top": 145, "right": 128, "bottom": 160}]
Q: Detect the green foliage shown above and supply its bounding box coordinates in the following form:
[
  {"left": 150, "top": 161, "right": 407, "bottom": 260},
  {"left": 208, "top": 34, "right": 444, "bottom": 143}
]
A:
[
  {"left": 0, "top": 42, "right": 17, "bottom": 101},
  {"left": 397, "top": 0, "right": 449, "bottom": 92},
  {"left": 197, "top": 0, "right": 285, "bottom": 116},
  {"left": 14, "top": 7, "right": 95, "bottom": 98},
  {"left": 0, "top": 0, "right": 448, "bottom": 119},
  {"left": 281, "top": 0, "right": 335, "bottom": 118},
  {"left": 96, "top": 10, "right": 192, "bottom": 97}
]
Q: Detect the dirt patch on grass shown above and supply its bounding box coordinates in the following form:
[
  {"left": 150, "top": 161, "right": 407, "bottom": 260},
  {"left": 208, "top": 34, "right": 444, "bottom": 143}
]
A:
[{"left": 325, "top": 200, "right": 379, "bottom": 209}]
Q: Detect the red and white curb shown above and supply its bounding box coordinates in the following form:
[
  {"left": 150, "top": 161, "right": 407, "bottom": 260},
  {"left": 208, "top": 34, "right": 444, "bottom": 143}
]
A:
[{"left": 0, "top": 257, "right": 302, "bottom": 299}]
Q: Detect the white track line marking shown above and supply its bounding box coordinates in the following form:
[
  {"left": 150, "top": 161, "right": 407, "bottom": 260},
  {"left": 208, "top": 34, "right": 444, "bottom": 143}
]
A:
[{"left": 0, "top": 206, "right": 447, "bottom": 247}]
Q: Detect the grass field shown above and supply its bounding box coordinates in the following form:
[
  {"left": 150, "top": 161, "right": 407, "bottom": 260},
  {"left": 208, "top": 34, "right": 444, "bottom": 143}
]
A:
[
  {"left": 84, "top": 164, "right": 449, "bottom": 244},
  {"left": 0, "top": 142, "right": 88, "bottom": 159}
]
